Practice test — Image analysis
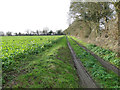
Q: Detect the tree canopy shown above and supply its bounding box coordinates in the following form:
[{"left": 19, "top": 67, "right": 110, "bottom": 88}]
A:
[{"left": 69, "top": 2, "right": 114, "bottom": 23}]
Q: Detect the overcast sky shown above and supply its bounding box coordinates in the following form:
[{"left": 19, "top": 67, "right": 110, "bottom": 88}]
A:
[{"left": 0, "top": 0, "right": 70, "bottom": 33}]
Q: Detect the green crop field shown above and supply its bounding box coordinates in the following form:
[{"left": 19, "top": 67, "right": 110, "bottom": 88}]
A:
[
  {"left": 1, "top": 35, "right": 120, "bottom": 88},
  {"left": 1, "top": 0, "right": 120, "bottom": 88},
  {"left": 2, "top": 36, "right": 62, "bottom": 71},
  {"left": 1, "top": 36, "right": 80, "bottom": 88}
]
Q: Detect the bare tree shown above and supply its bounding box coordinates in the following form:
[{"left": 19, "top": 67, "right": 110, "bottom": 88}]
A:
[
  {"left": 36, "top": 30, "right": 39, "bottom": 35},
  {"left": 30, "top": 31, "right": 35, "bottom": 35},
  {"left": 39, "top": 31, "right": 41, "bottom": 34},
  {"left": 43, "top": 27, "right": 49, "bottom": 35},
  {"left": 25, "top": 29, "right": 30, "bottom": 35},
  {"left": 42, "top": 30, "right": 47, "bottom": 35},
  {"left": 6, "top": 31, "right": 12, "bottom": 36},
  {"left": 0, "top": 31, "right": 4, "bottom": 36}
]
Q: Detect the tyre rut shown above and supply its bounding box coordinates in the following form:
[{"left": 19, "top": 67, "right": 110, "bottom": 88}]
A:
[
  {"left": 66, "top": 36, "right": 99, "bottom": 88},
  {"left": 70, "top": 37, "right": 120, "bottom": 76}
]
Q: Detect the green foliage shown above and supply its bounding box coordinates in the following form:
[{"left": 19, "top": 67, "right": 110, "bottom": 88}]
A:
[
  {"left": 86, "top": 44, "right": 120, "bottom": 68},
  {"left": 3, "top": 36, "right": 80, "bottom": 88},
  {"left": 68, "top": 36, "right": 120, "bottom": 88},
  {"left": 56, "top": 30, "right": 63, "bottom": 35},
  {"left": 71, "top": 36, "right": 120, "bottom": 68},
  {"left": 2, "top": 36, "right": 63, "bottom": 84},
  {"left": 70, "top": 2, "right": 113, "bottom": 23},
  {"left": 69, "top": 2, "right": 114, "bottom": 35},
  {"left": 48, "top": 30, "right": 54, "bottom": 34},
  {"left": 113, "top": 1, "right": 120, "bottom": 13}
]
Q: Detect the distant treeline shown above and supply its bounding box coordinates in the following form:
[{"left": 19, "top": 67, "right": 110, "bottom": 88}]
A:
[{"left": 0, "top": 30, "right": 65, "bottom": 36}]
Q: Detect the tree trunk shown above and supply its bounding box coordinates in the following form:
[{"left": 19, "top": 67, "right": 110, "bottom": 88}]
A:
[
  {"left": 95, "top": 23, "right": 100, "bottom": 37},
  {"left": 105, "top": 17, "right": 109, "bottom": 30},
  {"left": 118, "top": 11, "right": 120, "bottom": 57}
]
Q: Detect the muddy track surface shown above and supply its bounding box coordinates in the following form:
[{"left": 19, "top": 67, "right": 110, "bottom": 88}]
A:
[
  {"left": 70, "top": 37, "right": 120, "bottom": 76},
  {"left": 66, "top": 37, "right": 99, "bottom": 88}
]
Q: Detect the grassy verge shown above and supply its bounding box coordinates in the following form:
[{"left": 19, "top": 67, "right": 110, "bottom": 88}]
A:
[
  {"left": 4, "top": 36, "right": 80, "bottom": 88},
  {"left": 70, "top": 36, "right": 120, "bottom": 69},
  {"left": 68, "top": 36, "right": 120, "bottom": 88}
]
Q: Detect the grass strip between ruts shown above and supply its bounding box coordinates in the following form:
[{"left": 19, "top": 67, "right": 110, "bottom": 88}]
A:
[{"left": 68, "top": 36, "right": 120, "bottom": 88}]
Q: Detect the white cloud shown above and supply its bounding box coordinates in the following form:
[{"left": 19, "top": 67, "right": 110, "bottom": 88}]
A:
[{"left": 0, "top": 0, "right": 70, "bottom": 33}]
